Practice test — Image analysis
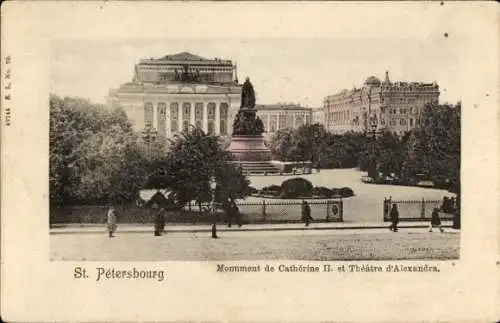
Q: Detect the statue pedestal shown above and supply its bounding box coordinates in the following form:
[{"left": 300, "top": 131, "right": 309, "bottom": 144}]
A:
[{"left": 226, "top": 135, "right": 271, "bottom": 161}]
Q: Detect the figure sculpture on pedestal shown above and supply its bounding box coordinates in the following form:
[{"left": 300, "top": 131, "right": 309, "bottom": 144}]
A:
[
  {"left": 232, "top": 77, "right": 265, "bottom": 136},
  {"left": 226, "top": 76, "right": 271, "bottom": 161}
]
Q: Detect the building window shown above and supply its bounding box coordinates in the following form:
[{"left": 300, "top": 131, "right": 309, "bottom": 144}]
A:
[
  {"left": 207, "top": 103, "right": 216, "bottom": 120},
  {"left": 195, "top": 103, "right": 203, "bottom": 130},
  {"left": 220, "top": 103, "right": 228, "bottom": 135},
  {"left": 183, "top": 120, "right": 189, "bottom": 132},
  {"left": 208, "top": 120, "right": 215, "bottom": 134},
  {"left": 278, "top": 114, "right": 286, "bottom": 130},
  {"left": 170, "top": 102, "right": 179, "bottom": 133},
  {"left": 144, "top": 102, "right": 153, "bottom": 126},
  {"left": 400, "top": 119, "right": 406, "bottom": 125},
  {"left": 157, "top": 102, "right": 166, "bottom": 137},
  {"left": 390, "top": 120, "right": 396, "bottom": 126},
  {"left": 207, "top": 102, "right": 216, "bottom": 134},
  {"left": 270, "top": 115, "right": 277, "bottom": 132},
  {"left": 295, "top": 115, "right": 303, "bottom": 127},
  {"left": 410, "top": 118, "right": 414, "bottom": 127},
  {"left": 182, "top": 102, "right": 191, "bottom": 125},
  {"left": 286, "top": 114, "right": 293, "bottom": 128}
]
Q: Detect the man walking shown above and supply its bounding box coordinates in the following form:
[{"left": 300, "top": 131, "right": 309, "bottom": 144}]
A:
[
  {"left": 388, "top": 203, "right": 399, "bottom": 232},
  {"left": 429, "top": 207, "right": 444, "bottom": 232},
  {"left": 301, "top": 200, "right": 313, "bottom": 226},
  {"left": 107, "top": 206, "right": 117, "bottom": 238}
]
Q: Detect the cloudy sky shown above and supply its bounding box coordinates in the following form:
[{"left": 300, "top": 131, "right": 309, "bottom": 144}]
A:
[{"left": 49, "top": 10, "right": 470, "bottom": 108}]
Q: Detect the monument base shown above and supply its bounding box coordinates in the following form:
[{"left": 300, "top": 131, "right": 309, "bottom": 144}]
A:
[{"left": 226, "top": 135, "right": 272, "bottom": 161}]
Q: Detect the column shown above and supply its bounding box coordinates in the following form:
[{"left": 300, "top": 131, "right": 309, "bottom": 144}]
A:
[
  {"left": 275, "top": 114, "right": 279, "bottom": 130},
  {"left": 266, "top": 113, "right": 270, "bottom": 132},
  {"left": 190, "top": 102, "right": 196, "bottom": 127},
  {"left": 203, "top": 103, "right": 209, "bottom": 133},
  {"left": 178, "top": 102, "right": 183, "bottom": 133},
  {"left": 293, "top": 114, "right": 296, "bottom": 128},
  {"left": 152, "top": 101, "right": 157, "bottom": 130},
  {"left": 166, "top": 102, "right": 171, "bottom": 138},
  {"left": 215, "top": 102, "right": 221, "bottom": 135}
]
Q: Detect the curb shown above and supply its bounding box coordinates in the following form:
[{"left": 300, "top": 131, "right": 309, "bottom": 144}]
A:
[{"left": 50, "top": 224, "right": 455, "bottom": 235}]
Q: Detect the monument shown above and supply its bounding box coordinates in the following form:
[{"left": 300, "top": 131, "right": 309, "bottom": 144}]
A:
[{"left": 226, "top": 77, "right": 271, "bottom": 161}]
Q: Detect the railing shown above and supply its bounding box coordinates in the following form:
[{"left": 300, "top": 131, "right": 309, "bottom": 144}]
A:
[
  {"left": 382, "top": 198, "right": 456, "bottom": 222},
  {"left": 50, "top": 199, "right": 344, "bottom": 225}
]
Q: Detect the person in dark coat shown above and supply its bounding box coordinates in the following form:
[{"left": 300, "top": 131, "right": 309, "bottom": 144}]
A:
[
  {"left": 301, "top": 200, "right": 313, "bottom": 226},
  {"left": 429, "top": 207, "right": 444, "bottom": 232},
  {"left": 226, "top": 200, "right": 242, "bottom": 228},
  {"left": 153, "top": 203, "right": 165, "bottom": 236},
  {"left": 388, "top": 203, "right": 399, "bottom": 232}
]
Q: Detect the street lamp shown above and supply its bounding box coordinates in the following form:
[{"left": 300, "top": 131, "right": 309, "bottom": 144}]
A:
[
  {"left": 210, "top": 176, "right": 218, "bottom": 239},
  {"left": 369, "top": 117, "right": 378, "bottom": 179},
  {"left": 142, "top": 122, "right": 158, "bottom": 158}
]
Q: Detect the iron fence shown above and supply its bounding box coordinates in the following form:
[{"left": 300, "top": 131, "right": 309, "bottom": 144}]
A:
[
  {"left": 50, "top": 199, "right": 344, "bottom": 225},
  {"left": 383, "top": 198, "right": 456, "bottom": 222}
]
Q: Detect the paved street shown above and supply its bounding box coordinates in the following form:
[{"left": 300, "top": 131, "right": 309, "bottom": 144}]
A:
[{"left": 50, "top": 226, "right": 459, "bottom": 261}]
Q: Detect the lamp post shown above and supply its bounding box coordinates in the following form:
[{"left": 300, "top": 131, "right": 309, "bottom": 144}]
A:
[
  {"left": 142, "top": 122, "right": 158, "bottom": 158},
  {"left": 369, "top": 118, "right": 378, "bottom": 179},
  {"left": 210, "top": 176, "right": 218, "bottom": 238}
]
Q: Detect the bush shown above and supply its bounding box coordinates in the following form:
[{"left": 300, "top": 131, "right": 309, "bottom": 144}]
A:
[
  {"left": 246, "top": 186, "right": 258, "bottom": 195},
  {"left": 331, "top": 188, "right": 341, "bottom": 196},
  {"left": 312, "top": 186, "right": 334, "bottom": 198},
  {"left": 280, "top": 177, "right": 313, "bottom": 198},
  {"left": 339, "top": 187, "right": 354, "bottom": 197},
  {"left": 260, "top": 185, "right": 281, "bottom": 197},
  {"left": 262, "top": 185, "right": 281, "bottom": 192}
]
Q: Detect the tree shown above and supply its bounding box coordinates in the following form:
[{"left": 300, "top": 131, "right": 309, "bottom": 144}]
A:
[
  {"left": 50, "top": 94, "right": 149, "bottom": 206},
  {"left": 151, "top": 127, "right": 250, "bottom": 209},
  {"left": 402, "top": 102, "right": 461, "bottom": 188}
]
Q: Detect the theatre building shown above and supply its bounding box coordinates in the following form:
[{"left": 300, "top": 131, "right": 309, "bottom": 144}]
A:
[
  {"left": 255, "top": 103, "right": 313, "bottom": 136},
  {"left": 106, "top": 52, "right": 241, "bottom": 138},
  {"left": 323, "top": 71, "right": 440, "bottom": 135}
]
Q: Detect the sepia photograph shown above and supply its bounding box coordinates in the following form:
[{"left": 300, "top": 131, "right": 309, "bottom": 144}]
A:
[
  {"left": 49, "top": 39, "right": 461, "bottom": 261},
  {"left": 2, "top": 2, "right": 498, "bottom": 322}
]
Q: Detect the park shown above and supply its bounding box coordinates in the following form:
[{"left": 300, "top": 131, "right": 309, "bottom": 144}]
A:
[{"left": 49, "top": 78, "right": 461, "bottom": 261}]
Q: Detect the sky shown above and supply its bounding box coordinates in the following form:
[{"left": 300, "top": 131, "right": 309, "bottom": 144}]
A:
[{"left": 50, "top": 37, "right": 463, "bottom": 108}]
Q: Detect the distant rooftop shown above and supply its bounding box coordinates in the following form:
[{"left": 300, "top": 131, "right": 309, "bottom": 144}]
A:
[{"left": 139, "top": 51, "right": 232, "bottom": 64}]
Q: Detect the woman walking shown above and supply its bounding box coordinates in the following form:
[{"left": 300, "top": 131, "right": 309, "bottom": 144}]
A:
[{"left": 107, "top": 206, "right": 117, "bottom": 238}]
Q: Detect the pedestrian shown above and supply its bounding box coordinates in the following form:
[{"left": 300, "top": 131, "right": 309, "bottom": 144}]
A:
[
  {"left": 232, "top": 200, "right": 242, "bottom": 228},
  {"left": 159, "top": 207, "right": 167, "bottom": 234},
  {"left": 388, "top": 203, "right": 399, "bottom": 232},
  {"left": 224, "top": 200, "right": 233, "bottom": 228},
  {"left": 429, "top": 207, "right": 444, "bottom": 233},
  {"left": 301, "top": 200, "right": 313, "bottom": 226},
  {"left": 107, "top": 206, "right": 117, "bottom": 238},
  {"left": 152, "top": 203, "right": 163, "bottom": 236}
]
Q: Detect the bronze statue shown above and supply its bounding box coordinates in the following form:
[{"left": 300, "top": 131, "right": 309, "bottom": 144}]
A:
[
  {"left": 240, "top": 77, "right": 256, "bottom": 109},
  {"left": 232, "top": 77, "right": 264, "bottom": 136}
]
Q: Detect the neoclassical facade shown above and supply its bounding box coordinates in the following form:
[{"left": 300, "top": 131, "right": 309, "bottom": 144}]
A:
[
  {"left": 106, "top": 52, "right": 241, "bottom": 138},
  {"left": 323, "top": 71, "right": 440, "bottom": 135},
  {"left": 255, "top": 103, "right": 313, "bottom": 135}
]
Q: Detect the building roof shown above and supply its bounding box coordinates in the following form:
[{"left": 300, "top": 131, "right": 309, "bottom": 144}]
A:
[
  {"left": 364, "top": 76, "right": 381, "bottom": 87},
  {"left": 156, "top": 52, "right": 209, "bottom": 61},
  {"left": 256, "top": 104, "right": 311, "bottom": 111},
  {"left": 137, "top": 52, "right": 233, "bottom": 66}
]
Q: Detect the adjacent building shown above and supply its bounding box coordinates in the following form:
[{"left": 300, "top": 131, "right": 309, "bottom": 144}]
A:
[
  {"left": 106, "top": 52, "right": 242, "bottom": 138},
  {"left": 312, "top": 107, "right": 325, "bottom": 125},
  {"left": 323, "top": 71, "right": 440, "bottom": 135},
  {"left": 255, "top": 103, "right": 313, "bottom": 136}
]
